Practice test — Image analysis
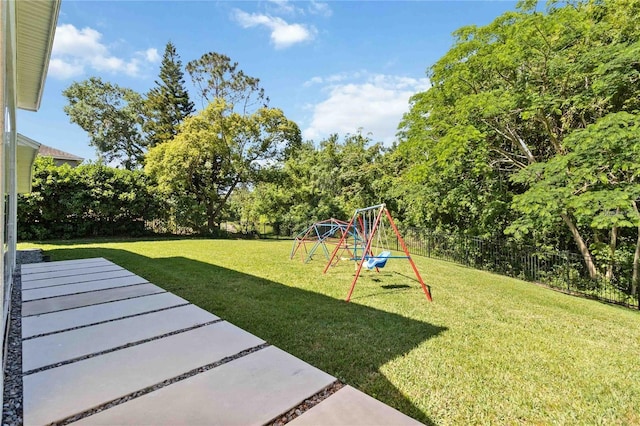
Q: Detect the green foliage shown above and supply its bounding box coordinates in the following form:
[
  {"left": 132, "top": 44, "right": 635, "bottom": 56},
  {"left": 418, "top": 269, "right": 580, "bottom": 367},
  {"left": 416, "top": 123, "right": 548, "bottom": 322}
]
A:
[
  {"left": 508, "top": 112, "right": 640, "bottom": 285},
  {"left": 18, "top": 157, "right": 161, "bottom": 240},
  {"left": 143, "top": 41, "right": 194, "bottom": 147},
  {"left": 186, "top": 52, "right": 267, "bottom": 111},
  {"left": 145, "top": 99, "right": 300, "bottom": 233},
  {"left": 244, "top": 133, "right": 386, "bottom": 234},
  {"left": 63, "top": 77, "right": 146, "bottom": 170},
  {"left": 391, "top": 123, "right": 513, "bottom": 237},
  {"left": 396, "top": 0, "right": 640, "bottom": 280},
  {"left": 145, "top": 52, "right": 300, "bottom": 234}
]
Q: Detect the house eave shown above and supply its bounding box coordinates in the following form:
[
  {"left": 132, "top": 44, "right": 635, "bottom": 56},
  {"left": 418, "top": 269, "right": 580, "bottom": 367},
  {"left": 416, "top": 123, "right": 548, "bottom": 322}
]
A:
[{"left": 16, "top": 0, "right": 61, "bottom": 112}]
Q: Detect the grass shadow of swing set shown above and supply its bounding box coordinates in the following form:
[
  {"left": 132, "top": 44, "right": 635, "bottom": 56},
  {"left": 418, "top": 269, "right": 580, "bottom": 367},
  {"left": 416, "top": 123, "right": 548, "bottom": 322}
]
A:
[{"left": 42, "top": 246, "right": 446, "bottom": 425}]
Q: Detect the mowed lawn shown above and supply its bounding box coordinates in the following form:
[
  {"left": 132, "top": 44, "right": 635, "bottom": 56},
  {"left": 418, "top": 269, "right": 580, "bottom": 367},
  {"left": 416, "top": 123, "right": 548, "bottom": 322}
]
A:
[{"left": 20, "top": 238, "right": 640, "bottom": 425}]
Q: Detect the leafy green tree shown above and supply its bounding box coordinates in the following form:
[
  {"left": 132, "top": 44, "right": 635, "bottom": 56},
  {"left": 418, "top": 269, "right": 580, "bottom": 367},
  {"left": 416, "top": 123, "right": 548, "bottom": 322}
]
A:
[
  {"left": 63, "top": 77, "right": 146, "bottom": 170},
  {"left": 147, "top": 52, "right": 298, "bottom": 233},
  {"left": 388, "top": 123, "right": 515, "bottom": 237},
  {"left": 509, "top": 112, "right": 640, "bottom": 295},
  {"left": 398, "top": 0, "right": 640, "bottom": 277},
  {"left": 250, "top": 133, "right": 385, "bottom": 234},
  {"left": 144, "top": 41, "right": 194, "bottom": 147},
  {"left": 145, "top": 99, "right": 300, "bottom": 233},
  {"left": 186, "top": 52, "right": 267, "bottom": 112}
]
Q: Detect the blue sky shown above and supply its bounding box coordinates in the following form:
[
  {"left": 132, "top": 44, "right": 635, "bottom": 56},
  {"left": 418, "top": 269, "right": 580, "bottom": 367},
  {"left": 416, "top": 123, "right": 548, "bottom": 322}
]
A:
[{"left": 20, "top": 0, "right": 519, "bottom": 162}]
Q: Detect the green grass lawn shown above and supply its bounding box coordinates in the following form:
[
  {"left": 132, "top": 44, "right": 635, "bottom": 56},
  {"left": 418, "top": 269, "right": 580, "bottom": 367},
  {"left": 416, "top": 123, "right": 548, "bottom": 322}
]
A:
[{"left": 20, "top": 238, "right": 640, "bottom": 425}]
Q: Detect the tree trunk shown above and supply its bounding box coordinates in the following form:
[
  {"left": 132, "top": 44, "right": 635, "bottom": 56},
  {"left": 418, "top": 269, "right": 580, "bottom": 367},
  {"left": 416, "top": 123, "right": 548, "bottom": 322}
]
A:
[
  {"left": 632, "top": 201, "right": 640, "bottom": 298},
  {"left": 560, "top": 212, "right": 599, "bottom": 279},
  {"left": 210, "top": 176, "right": 242, "bottom": 224},
  {"left": 206, "top": 201, "right": 215, "bottom": 234}
]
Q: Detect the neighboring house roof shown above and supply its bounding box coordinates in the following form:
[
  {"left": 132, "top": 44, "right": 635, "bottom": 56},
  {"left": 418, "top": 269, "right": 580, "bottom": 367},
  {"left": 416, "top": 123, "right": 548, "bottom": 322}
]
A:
[
  {"left": 17, "top": 134, "right": 41, "bottom": 194},
  {"left": 38, "top": 144, "right": 84, "bottom": 163},
  {"left": 16, "top": 0, "right": 61, "bottom": 111}
]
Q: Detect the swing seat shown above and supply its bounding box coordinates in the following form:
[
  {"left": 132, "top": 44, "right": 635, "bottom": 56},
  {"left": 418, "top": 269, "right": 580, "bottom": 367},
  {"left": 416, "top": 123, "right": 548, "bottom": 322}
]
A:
[{"left": 365, "top": 251, "right": 391, "bottom": 269}]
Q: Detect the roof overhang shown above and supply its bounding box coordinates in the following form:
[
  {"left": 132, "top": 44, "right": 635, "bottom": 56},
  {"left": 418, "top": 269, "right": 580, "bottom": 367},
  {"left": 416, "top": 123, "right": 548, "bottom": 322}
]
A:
[
  {"left": 17, "top": 133, "right": 41, "bottom": 193},
  {"left": 16, "top": 0, "right": 61, "bottom": 111}
]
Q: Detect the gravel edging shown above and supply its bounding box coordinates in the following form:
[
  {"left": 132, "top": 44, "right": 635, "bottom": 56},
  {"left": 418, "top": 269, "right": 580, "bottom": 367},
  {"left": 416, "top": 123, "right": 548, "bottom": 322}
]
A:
[
  {"left": 2, "top": 268, "right": 24, "bottom": 426},
  {"left": 268, "top": 381, "right": 345, "bottom": 426},
  {"left": 16, "top": 250, "right": 44, "bottom": 265}
]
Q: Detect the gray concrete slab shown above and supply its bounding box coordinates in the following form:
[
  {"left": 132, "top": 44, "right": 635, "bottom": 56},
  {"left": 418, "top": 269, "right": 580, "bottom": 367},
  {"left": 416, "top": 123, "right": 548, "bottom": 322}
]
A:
[
  {"left": 21, "top": 264, "right": 124, "bottom": 282},
  {"left": 22, "top": 292, "right": 190, "bottom": 338},
  {"left": 21, "top": 269, "right": 137, "bottom": 290},
  {"left": 23, "top": 304, "right": 219, "bottom": 372},
  {"left": 23, "top": 322, "right": 265, "bottom": 426},
  {"left": 289, "top": 386, "right": 423, "bottom": 426},
  {"left": 21, "top": 258, "right": 111, "bottom": 273},
  {"left": 75, "top": 346, "right": 336, "bottom": 426},
  {"left": 22, "top": 257, "right": 110, "bottom": 269},
  {"left": 22, "top": 274, "right": 149, "bottom": 301},
  {"left": 22, "top": 283, "right": 165, "bottom": 317}
]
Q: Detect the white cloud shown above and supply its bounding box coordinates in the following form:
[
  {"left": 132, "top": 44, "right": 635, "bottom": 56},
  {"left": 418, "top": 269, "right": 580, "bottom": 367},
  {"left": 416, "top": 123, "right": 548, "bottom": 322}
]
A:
[
  {"left": 48, "top": 58, "right": 84, "bottom": 79},
  {"left": 304, "top": 71, "right": 364, "bottom": 86},
  {"left": 267, "top": 0, "right": 301, "bottom": 15},
  {"left": 143, "top": 48, "right": 160, "bottom": 63},
  {"left": 302, "top": 74, "right": 430, "bottom": 145},
  {"left": 52, "top": 24, "right": 107, "bottom": 57},
  {"left": 303, "top": 76, "right": 324, "bottom": 87},
  {"left": 308, "top": 1, "right": 332, "bottom": 17},
  {"left": 233, "top": 9, "right": 316, "bottom": 49},
  {"left": 265, "top": 0, "right": 331, "bottom": 18},
  {"left": 48, "top": 24, "right": 156, "bottom": 79}
]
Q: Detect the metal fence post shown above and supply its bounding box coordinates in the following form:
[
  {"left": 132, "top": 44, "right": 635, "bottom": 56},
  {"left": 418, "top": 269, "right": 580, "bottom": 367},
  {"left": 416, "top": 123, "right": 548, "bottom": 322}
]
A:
[{"left": 565, "top": 251, "right": 570, "bottom": 292}]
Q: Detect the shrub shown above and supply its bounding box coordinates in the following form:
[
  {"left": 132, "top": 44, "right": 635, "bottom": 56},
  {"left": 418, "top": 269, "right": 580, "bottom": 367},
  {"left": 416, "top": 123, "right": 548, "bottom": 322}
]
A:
[{"left": 18, "top": 157, "right": 162, "bottom": 240}]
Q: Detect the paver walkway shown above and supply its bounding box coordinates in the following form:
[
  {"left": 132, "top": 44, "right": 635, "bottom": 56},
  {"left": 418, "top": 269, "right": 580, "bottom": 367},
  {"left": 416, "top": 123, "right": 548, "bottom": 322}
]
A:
[{"left": 21, "top": 258, "right": 422, "bottom": 425}]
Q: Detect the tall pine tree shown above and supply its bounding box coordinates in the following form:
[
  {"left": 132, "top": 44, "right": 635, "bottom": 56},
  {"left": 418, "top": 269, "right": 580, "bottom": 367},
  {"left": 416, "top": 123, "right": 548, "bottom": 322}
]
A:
[{"left": 144, "top": 41, "right": 195, "bottom": 147}]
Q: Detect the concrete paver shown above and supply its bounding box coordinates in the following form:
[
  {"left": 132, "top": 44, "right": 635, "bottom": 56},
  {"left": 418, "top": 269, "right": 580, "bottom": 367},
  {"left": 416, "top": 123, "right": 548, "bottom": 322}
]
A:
[
  {"left": 20, "top": 258, "right": 424, "bottom": 426},
  {"left": 22, "top": 292, "right": 189, "bottom": 338},
  {"left": 289, "top": 386, "right": 423, "bottom": 426},
  {"left": 23, "top": 322, "right": 265, "bottom": 426},
  {"left": 22, "top": 274, "right": 148, "bottom": 301},
  {"left": 22, "top": 283, "right": 165, "bottom": 317},
  {"left": 21, "top": 264, "right": 124, "bottom": 282},
  {"left": 74, "top": 346, "right": 336, "bottom": 426},
  {"left": 21, "top": 258, "right": 112, "bottom": 273},
  {"left": 21, "top": 270, "right": 137, "bottom": 290},
  {"left": 23, "top": 304, "right": 219, "bottom": 372}
]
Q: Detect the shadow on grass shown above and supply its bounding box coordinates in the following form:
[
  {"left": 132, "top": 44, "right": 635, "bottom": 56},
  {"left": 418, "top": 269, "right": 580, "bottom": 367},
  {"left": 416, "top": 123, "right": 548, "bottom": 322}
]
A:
[
  {"left": 42, "top": 247, "right": 446, "bottom": 425},
  {"left": 382, "top": 284, "right": 412, "bottom": 290}
]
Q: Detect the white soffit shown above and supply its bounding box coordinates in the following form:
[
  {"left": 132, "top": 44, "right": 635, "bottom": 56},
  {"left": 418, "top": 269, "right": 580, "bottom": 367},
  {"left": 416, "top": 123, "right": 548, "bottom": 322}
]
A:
[{"left": 16, "top": 0, "right": 61, "bottom": 111}]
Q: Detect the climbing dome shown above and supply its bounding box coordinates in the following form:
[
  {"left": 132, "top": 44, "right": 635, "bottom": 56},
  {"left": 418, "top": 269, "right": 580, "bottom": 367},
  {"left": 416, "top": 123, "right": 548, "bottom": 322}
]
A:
[{"left": 290, "top": 218, "right": 353, "bottom": 264}]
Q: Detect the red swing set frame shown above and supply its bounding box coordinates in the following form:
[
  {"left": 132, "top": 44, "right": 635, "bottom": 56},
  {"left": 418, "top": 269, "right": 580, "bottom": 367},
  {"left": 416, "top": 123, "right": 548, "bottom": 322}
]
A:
[{"left": 323, "top": 204, "right": 433, "bottom": 302}]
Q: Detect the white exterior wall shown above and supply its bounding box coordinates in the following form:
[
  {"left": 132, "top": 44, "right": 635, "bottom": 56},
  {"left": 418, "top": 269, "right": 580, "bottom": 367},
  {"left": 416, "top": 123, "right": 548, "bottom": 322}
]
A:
[
  {"left": 1, "top": 0, "right": 18, "bottom": 344},
  {"left": 0, "top": 0, "right": 17, "bottom": 405},
  {"left": 0, "top": 0, "right": 60, "bottom": 409}
]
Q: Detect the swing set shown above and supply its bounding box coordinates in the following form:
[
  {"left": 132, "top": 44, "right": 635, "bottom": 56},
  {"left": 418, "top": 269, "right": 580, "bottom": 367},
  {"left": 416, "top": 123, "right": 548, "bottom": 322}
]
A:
[{"left": 323, "top": 204, "right": 433, "bottom": 302}]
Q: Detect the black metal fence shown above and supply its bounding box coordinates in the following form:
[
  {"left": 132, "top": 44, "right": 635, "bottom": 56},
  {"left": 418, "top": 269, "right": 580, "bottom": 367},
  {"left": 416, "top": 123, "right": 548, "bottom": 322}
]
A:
[{"left": 402, "top": 228, "right": 639, "bottom": 310}]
